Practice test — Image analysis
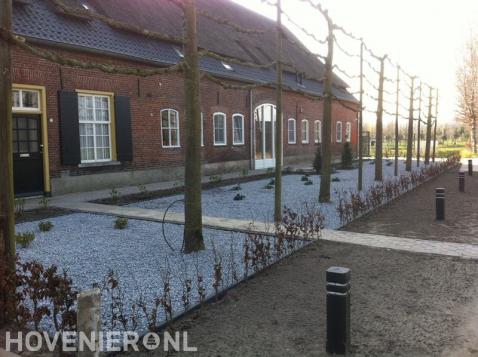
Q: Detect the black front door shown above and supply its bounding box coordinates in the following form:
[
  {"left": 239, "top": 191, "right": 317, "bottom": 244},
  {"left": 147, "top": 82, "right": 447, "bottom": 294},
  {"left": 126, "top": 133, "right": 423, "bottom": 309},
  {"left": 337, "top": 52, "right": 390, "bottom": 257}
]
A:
[{"left": 13, "top": 114, "right": 44, "bottom": 196}]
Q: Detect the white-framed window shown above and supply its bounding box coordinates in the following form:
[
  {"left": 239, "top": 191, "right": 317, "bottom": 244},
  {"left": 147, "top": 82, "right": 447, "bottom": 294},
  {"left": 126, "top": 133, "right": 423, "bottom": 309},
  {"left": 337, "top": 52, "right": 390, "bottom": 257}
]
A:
[
  {"left": 200, "top": 112, "right": 204, "bottom": 147},
  {"left": 12, "top": 89, "right": 40, "bottom": 112},
  {"left": 301, "top": 119, "right": 309, "bottom": 144},
  {"left": 213, "top": 112, "right": 227, "bottom": 145},
  {"left": 314, "top": 120, "right": 322, "bottom": 144},
  {"left": 336, "top": 121, "right": 343, "bottom": 143},
  {"left": 78, "top": 94, "right": 112, "bottom": 163},
  {"left": 288, "top": 118, "right": 296, "bottom": 144},
  {"left": 161, "top": 109, "right": 180, "bottom": 148},
  {"left": 232, "top": 113, "right": 244, "bottom": 145},
  {"left": 345, "top": 122, "right": 351, "bottom": 142}
]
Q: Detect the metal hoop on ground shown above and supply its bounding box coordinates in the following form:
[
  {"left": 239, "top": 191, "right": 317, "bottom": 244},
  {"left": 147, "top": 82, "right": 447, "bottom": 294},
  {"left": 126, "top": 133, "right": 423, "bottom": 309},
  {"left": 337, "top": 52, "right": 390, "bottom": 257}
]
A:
[{"left": 161, "top": 199, "right": 185, "bottom": 252}]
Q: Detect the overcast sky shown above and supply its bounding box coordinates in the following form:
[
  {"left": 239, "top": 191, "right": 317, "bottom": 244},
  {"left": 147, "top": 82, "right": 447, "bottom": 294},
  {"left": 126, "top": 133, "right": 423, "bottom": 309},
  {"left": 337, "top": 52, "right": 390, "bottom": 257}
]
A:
[{"left": 233, "top": 0, "right": 478, "bottom": 125}]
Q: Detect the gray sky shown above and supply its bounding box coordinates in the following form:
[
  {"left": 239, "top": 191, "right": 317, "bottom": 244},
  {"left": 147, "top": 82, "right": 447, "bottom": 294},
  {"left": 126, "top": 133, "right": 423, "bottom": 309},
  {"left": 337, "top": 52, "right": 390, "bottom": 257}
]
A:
[{"left": 233, "top": 0, "right": 478, "bottom": 124}]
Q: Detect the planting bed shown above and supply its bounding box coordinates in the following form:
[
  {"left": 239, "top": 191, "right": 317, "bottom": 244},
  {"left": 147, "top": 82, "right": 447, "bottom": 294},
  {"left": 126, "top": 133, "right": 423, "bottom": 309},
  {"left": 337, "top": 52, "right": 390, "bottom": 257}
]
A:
[
  {"left": 131, "top": 160, "right": 431, "bottom": 229},
  {"left": 344, "top": 168, "right": 478, "bottom": 244},
  {"left": 137, "top": 239, "right": 478, "bottom": 356},
  {"left": 15, "top": 213, "right": 309, "bottom": 333}
]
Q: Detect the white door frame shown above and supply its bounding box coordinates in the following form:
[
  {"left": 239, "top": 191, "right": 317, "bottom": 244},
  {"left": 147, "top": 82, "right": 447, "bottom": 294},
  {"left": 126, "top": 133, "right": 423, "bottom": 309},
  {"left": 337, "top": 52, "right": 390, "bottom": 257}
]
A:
[{"left": 254, "top": 103, "right": 280, "bottom": 169}]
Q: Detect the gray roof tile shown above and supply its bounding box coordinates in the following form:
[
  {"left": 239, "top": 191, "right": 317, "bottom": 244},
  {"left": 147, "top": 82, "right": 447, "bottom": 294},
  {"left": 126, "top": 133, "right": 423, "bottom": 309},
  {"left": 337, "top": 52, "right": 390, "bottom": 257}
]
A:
[{"left": 12, "top": 0, "right": 357, "bottom": 102}]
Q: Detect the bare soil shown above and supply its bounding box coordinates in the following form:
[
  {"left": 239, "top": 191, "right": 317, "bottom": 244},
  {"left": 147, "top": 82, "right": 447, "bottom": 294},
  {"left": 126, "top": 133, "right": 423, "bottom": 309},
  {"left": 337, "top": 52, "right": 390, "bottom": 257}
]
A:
[
  {"left": 124, "top": 240, "right": 478, "bottom": 357},
  {"left": 344, "top": 169, "right": 478, "bottom": 244},
  {"left": 15, "top": 207, "right": 72, "bottom": 224}
]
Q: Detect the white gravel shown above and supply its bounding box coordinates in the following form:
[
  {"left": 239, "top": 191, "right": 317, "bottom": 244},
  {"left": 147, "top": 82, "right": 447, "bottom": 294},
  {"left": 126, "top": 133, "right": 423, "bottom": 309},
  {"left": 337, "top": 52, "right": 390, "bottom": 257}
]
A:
[
  {"left": 14, "top": 159, "right": 426, "bottom": 332},
  {"left": 132, "top": 160, "right": 424, "bottom": 229},
  {"left": 15, "top": 213, "right": 306, "bottom": 332}
]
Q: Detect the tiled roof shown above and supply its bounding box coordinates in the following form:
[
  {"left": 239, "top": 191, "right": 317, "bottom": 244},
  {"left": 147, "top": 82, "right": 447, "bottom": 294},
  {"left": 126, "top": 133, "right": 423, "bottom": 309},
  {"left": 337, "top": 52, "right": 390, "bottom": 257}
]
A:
[{"left": 12, "top": 0, "right": 357, "bottom": 102}]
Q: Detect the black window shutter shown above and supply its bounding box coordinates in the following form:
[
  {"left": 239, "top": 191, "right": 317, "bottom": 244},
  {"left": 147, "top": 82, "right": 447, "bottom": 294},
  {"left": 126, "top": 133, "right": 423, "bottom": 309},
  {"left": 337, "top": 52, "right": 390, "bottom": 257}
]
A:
[
  {"left": 114, "top": 96, "right": 133, "bottom": 162},
  {"left": 58, "top": 91, "right": 81, "bottom": 166}
]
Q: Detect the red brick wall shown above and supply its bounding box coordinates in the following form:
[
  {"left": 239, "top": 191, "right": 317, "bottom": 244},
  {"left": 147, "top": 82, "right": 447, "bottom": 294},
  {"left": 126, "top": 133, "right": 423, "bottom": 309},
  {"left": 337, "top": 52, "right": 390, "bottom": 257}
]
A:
[{"left": 11, "top": 44, "right": 358, "bottom": 181}]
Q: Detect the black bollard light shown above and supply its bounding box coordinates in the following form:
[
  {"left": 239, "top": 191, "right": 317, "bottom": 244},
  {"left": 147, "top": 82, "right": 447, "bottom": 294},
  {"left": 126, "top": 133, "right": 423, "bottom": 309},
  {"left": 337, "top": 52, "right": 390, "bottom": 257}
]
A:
[
  {"left": 436, "top": 188, "right": 445, "bottom": 221},
  {"left": 459, "top": 172, "right": 465, "bottom": 192},
  {"left": 326, "top": 266, "right": 351, "bottom": 355},
  {"left": 469, "top": 160, "right": 473, "bottom": 176}
]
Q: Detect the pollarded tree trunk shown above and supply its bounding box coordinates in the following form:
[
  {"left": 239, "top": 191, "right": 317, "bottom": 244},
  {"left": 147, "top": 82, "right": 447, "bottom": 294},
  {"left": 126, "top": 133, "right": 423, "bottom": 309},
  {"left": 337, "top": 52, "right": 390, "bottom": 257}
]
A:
[
  {"left": 273, "top": 0, "right": 283, "bottom": 223},
  {"left": 405, "top": 77, "right": 415, "bottom": 171},
  {"left": 319, "top": 19, "right": 334, "bottom": 203},
  {"left": 374, "top": 56, "right": 385, "bottom": 181},
  {"left": 183, "top": 0, "right": 204, "bottom": 253},
  {"left": 424, "top": 87, "right": 433, "bottom": 165},
  {"left": 0, "top": 0, "right": 16, "bottom": 325}
]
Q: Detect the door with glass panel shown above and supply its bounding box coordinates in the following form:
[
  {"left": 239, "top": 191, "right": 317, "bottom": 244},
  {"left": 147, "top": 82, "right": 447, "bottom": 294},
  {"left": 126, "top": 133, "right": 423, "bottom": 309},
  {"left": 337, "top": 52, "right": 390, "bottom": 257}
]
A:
[
  {"left": 254, "top": 104, "right": 277, "bottom": 169},
  {"left": 12, "top": 114, "right": 44, "bottom": 196}
]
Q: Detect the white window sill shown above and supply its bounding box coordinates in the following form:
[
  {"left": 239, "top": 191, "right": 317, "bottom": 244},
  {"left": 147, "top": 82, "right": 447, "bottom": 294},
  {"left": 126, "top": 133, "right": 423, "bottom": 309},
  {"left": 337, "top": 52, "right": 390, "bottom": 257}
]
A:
[
  {"left": 233, "top": 142, "right": 245, "bottom": 146},
  {"left": 162, "top": 146, "right": 181, "bottom": 149},
  {"left": 288, "top": 142, "right": 296, "bottom": 145},
  {"left": 214, "top": 143, "right": 227, "bottom": 146},
  {"left": 79, "top": 161, "right": 120, "bottom": 168},
  {"left": 302, "top": 141, "right": 309, "bottom": 144}
]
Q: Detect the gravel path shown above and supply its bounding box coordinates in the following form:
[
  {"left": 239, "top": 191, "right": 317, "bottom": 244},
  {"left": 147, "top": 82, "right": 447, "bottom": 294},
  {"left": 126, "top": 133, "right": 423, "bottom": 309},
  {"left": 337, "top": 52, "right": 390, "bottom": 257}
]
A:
[
  {"left": 131, "top": 160, "right": 423, "bottom": 229},
  {"left": 15, "top": 213, "right": 306, "bottom": 332},
  {"left": 344, "top": 168, "right": 478, "bottom": 244},
  {"left": 125, "top": 240, "right": 478, "bottom": 356}
]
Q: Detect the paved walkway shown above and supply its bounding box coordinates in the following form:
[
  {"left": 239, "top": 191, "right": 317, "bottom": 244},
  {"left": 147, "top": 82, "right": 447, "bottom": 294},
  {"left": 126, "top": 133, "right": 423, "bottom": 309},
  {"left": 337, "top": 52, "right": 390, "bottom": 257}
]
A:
[
  {"left": 22, "top": 158, "right": 478, "bottom": 260},
  {"left": 54, "top": 200, "right": 478, "bottom": 260}
]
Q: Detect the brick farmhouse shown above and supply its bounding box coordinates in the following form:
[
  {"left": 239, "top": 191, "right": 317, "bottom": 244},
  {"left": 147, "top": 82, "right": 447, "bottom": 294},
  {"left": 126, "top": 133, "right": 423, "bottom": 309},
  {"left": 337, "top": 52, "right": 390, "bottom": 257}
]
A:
[{"left": 10, "top": 0, "right": 358, "bottom": 196}]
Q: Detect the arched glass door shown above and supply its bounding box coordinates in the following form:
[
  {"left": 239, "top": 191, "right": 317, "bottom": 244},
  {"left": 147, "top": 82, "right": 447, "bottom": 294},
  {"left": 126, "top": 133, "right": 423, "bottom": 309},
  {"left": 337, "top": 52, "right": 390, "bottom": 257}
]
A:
[{"left": 254, "top": 103, "right": 276, "bottom": 169}]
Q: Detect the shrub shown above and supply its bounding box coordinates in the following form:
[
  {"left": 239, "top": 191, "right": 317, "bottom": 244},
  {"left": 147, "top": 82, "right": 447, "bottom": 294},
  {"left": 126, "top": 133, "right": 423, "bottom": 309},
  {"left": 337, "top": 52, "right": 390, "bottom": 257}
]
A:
[
  {"left": 0, "top": 258, "right": 77, "bottom": 332},
  {"left": 16, "top": 232, "right": 35, "bottom": 248},
  {"left": 114, "top": 217, "right": 128, "bottom": 230},
  {"left": 110, "top": 187, "right": 121, "bottom": 202},
  {"left": 313, "top": 144, "right": 322, "bottom": 174},
  {"left": 301, "top": 175, "right": 309, "bottom": 182},
  {"left": 341, "top": 142, "right": 353, "bottom": 169},
  {"left": 304, "top": 180, "right": 313, "bottom": 185},
  {"left": 233, "top": 193, "right": 245, "bottom": 201},
  {"left": 263, "top": 183, "right": 274, "bottom": 190},
  {"left": 332, "top": 177, "right": 340, "bottom": 182},
  {"left": 38, "top": 196, "right": 50, "bottom": 209},
  {"left": 14, "top": 198, "right": 26, "bottom": 216},
  {"left": 231, "top": 184, "right": 242, "bottom": 191},
  {"left": 39, "top": 221, "right": 54, "bottom": 232},
  {"left": 268, "top": 178, "right": 275, "bottom": 185},
  {"left": 209, "top": 175, "right": 222, "bottom": 184}
]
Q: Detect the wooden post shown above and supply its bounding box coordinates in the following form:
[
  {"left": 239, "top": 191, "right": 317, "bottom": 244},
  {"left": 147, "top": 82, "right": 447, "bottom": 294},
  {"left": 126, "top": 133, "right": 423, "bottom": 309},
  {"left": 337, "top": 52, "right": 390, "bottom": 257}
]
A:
[
  {"left": 432, "top": 90, "right": 439, "bottom": 162},
  {"left": 274, "top": 0, "right": 283, "bottom": 223},
  {"left": 416, "top": 83, "right": 422, "bottom": 166},
  {"left": 319, "top": 12, "right": 334, "bottom": 203},
  {"left": 394, "top": 65, "right": 400, "bottom": 176},
  {"left": 0, "top": 0, "right": 15, "bottom": 265},
  {"left": 374, "top": 56, "right": 385, "bottom": 181},
  {"left": 405, "top": 77, "right": 415, "bottom": 171},
  {"left": 425, "top": 86, "right": 433, "bottom": 165},
  {"left": 357, "top": 40, "right": 364, "bottom": 190},
  {"left": 183, "top": 0, "right": 205, "bottom": 253}
]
